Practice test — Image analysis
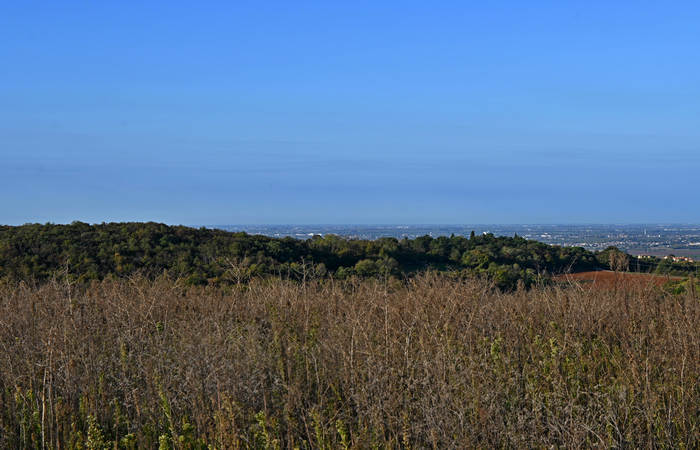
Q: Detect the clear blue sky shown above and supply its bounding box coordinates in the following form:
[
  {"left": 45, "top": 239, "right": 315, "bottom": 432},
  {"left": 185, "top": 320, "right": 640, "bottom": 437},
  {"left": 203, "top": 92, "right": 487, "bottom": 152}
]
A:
[{"left": 2, "top": 1, "right": 699, "bottom": 225}]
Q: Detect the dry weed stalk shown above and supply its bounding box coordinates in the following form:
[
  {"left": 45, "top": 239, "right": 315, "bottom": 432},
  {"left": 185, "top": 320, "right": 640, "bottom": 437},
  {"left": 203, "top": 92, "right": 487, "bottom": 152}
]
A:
[{"left": 0, "top": 274, "right": 697, "bottom": 448}]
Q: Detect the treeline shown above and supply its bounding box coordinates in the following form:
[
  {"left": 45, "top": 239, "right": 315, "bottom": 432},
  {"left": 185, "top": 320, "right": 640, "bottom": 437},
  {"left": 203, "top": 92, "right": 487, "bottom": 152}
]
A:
[{"left": 0, "top": 222, "right": 694, "bottom": 289}]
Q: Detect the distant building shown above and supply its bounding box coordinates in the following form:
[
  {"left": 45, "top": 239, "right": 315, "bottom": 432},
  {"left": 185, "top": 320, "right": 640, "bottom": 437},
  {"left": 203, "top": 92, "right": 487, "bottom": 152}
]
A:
[{"left": 663, "top": 255, "right": 695, "bottom": 263}]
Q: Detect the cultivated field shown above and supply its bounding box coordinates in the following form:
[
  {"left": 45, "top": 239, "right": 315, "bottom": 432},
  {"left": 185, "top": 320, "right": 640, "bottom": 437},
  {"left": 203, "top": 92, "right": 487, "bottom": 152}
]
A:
[
  {"left": 0, "top": 275, "right": 698, "bottom": 448},
  {"left": 555, "top": 270, "right": 683, "bottom": 289}
]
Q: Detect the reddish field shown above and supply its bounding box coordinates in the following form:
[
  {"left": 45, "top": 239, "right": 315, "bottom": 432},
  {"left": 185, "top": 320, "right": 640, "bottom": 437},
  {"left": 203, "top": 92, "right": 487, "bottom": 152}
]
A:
[{"left": 555, "top": 270, "right": 682, "bottom": 289}]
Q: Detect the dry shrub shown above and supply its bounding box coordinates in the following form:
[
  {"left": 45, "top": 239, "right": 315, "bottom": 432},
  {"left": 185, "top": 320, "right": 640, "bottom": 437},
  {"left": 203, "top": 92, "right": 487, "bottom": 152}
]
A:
[{"left": 0, "top": 274, "right": 697, "bottom": 448}]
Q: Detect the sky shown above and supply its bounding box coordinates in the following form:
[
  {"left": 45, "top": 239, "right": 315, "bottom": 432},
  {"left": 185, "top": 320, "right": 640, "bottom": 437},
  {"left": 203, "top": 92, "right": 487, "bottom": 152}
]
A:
[{"left": 1, "top": 1, "right": 699, "bottom": 225}]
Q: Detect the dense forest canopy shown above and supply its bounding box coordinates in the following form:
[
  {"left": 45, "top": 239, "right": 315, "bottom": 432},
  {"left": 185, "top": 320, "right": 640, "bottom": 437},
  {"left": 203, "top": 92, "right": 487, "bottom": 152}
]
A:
[{"left": 0, "top": 222, "right": 695, "bottom": 289}]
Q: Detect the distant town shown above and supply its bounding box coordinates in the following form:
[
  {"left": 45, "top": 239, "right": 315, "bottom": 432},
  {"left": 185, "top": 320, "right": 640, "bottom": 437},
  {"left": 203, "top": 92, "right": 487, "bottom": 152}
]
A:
[{"left": 214, "top": 224, "right": 700, "bottom": 260}]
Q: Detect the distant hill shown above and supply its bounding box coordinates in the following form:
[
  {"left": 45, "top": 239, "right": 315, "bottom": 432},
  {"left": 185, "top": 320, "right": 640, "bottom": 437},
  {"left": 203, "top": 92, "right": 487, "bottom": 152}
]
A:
[{"left": 0, "top": 222, "right": 695, "bottom": 289}]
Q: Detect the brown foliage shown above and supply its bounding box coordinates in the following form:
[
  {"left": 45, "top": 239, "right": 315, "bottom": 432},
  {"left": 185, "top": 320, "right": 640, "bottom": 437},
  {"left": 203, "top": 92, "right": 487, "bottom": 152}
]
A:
[{"left": 0, "top": 274, "right": 698, "bottom": 448}]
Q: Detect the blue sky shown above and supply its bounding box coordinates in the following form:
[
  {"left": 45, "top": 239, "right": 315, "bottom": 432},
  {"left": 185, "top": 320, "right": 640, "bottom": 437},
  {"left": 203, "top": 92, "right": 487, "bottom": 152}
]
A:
[{"left": 2, "top": 1, "right": 699, "bottom": 225}]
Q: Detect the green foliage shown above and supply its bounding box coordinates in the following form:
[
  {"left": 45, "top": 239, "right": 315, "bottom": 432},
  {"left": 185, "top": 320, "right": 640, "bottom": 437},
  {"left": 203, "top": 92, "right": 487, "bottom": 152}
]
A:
[
  {"left": 354, "top": 259, "right": 380, "bottom": 277},
  {"left": 86, "top": 415, "right": 106, "bottom": 450},
  {"left": 663, "top": 276, "right": 700, "bottom": 295},
  {"left": 2, "top": 222, "right": 694, "bottom": 290}
]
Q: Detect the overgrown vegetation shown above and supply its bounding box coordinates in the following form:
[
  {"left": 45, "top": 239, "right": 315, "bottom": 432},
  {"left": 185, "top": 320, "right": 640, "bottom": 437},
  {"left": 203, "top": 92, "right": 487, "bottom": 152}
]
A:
[
  {"left": 2, "top": 222, "right": 697, "bottom": 447},
  {"left": 3, "top": 222, "right": 694, "bottom": 291},
  {"left": 0, "top": 274, "right": 697, "bottom": 448}
]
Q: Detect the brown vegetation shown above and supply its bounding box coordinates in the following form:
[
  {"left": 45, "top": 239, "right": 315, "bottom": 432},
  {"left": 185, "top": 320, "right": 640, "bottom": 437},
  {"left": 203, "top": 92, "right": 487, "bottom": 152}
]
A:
[
  {"left": 0, "top": 274, "right": 698, "bottom": 448},
  {"left": 555, "top": 270, "right": 683, "bottom": 289}
]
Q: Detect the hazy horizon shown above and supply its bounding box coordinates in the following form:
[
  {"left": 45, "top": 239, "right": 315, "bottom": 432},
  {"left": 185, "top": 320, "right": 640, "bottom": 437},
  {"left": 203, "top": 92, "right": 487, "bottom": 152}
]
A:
[
  {"left": 4, "top": 221, "right": 700, "bottom": 227},
  {"left": 3, "top": 2, "right": 699, "bottom": 224}
]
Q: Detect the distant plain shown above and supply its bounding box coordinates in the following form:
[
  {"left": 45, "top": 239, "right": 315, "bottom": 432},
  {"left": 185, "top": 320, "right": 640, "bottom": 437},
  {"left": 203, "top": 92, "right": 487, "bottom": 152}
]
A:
[{"left": 215, "top": 224, "right": 700, "bottom": 258}]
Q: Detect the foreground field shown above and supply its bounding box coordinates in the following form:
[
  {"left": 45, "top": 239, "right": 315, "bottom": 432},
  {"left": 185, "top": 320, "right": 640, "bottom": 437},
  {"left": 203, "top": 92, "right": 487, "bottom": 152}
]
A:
[{"left": 0, "top": 275, "right": 698, "bottom": 448}]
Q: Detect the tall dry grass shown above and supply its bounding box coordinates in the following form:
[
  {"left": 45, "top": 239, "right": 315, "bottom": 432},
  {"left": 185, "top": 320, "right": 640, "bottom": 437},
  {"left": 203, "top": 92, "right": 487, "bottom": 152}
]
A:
[{"left": 0, "top": 274, "right": 697, "bottom": 448}]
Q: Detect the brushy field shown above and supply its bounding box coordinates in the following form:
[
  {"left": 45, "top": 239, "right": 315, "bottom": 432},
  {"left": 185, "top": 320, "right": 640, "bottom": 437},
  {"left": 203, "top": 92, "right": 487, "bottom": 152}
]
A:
[{"left": 0, "top": 274, "right": 697, "bottom": 448}]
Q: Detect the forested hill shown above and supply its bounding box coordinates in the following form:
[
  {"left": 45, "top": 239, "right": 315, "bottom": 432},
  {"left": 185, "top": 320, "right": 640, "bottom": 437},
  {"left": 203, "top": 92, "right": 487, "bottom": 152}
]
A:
[{"left": 0, "top": 222, "right": 689, "bottom": 289}]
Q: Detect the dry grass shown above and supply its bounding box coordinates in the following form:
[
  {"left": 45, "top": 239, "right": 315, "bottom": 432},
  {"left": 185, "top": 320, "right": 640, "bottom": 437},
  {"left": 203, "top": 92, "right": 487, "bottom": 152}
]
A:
[
  {"left": 0, "top": 274, "right": 698, "bottom": 448},
  {"left": 554, "top": 270, "right": 683, "bottom": 290}
]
